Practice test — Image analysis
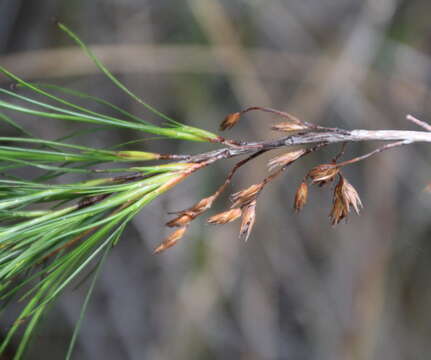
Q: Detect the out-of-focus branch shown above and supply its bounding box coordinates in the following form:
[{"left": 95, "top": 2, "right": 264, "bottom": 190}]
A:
[{"left": 0, "top": 45, "right": 314, "bottom": 81}]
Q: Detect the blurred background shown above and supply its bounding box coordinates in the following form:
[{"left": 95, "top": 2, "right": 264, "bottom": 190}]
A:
[{"left": 1, "top": 0, "right": 431, "bottom": 359}]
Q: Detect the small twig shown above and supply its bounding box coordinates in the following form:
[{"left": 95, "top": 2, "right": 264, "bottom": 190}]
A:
[
  {"left": 406, "top": 114, "right": 431, "bottom": 132},
  {"left": 336, "top": 140, "right": 410, "bottom": 167},
  {"left": 332, "top": 142, "right": 347, "bottom": 163},
  {"left": 213, "top": 149, "right": 268, "bottom": 198}
]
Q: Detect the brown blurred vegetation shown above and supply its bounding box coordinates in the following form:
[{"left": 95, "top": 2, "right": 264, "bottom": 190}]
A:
[{"left": 1, "top": 1, "right": 431, "bottom": 359}]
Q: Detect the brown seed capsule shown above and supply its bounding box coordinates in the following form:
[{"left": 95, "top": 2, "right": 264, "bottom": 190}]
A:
[
  {"left": 271, "top": 122, "right": 309, "bottom": 132},
  {"left": 239, "top": 200, "right": 256, "bottom": 241},
  {"left": 230, "top": 183, "right": 264, "bottom": 208},
  {"left": 220, "top": 112, "right": 241, "bottom": 131},
  {"left": 153, "top": 227, "right": 187, "bottom": 254},
  {"left": 308, "top": 164, "right": 339, "bottom": 185},
  {"left": 268, "top": 149, "right": 306, "bottom": 171},
  {"left": 207, "top": 208, "right": 242, "bottom": 225},
  {"left": 293, "top": 182, "right": 308, "bottom": 212}
]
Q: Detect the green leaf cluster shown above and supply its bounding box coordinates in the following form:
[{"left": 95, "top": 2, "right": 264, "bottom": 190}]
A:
[{"left": 0, "top": 23, "right": 217, "bottom": 359}]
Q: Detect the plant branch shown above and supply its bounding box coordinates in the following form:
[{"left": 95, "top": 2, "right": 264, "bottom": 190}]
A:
[
  {"left": 336, "top": 140, "right": 410, "bottom": 167},
  {"left": 406, "top": 114, "right": 431, "bottom": 132},
  {"left": 184, "top": 128, "right": 430, "bottom": 166}
]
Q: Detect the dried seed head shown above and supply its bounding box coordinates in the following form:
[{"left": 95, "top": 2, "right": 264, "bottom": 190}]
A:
[
  {"left": 153, "top": 227, "right": 187, "bottom": 254},
  {"left": 294, "top": 181, "right": 308, "bottom": 212},
  {"left": 166, "top": 195, "right": 216, "bottom": 227},
  {"left": 239, "top": 200, "right": 256, "bottom": 241},
  {"left": 207, "top": 208, "right": 242, "bottom": 225},
  {"left": 230, "top": 183, "right": 264, "bottom": 208},
  {"left": 329, "top": 197, "right": 348, "bottom": 225},
  {"left": 308, "top": 164, "right": 339, "bottom": 185},
  {"left": 337, "top": 176, "right": 363, "bottom": 214},
  {"left": 220, "top": 112, "right": 241, "bottom": 131},
  {"left": 330, "top": 176, "right": 362, "bottom": 225},
  {"left": 268, "top": 149, "right": 306, "bottom": 171},
  {"left": 271, "top": 122, "right": 309, "bottom": 132},
  {"left": 188, "top": 195, "right": 216, "bottom": 214},
  {"left": 166, "top": 213, "right": 193, "bottom": 227}
]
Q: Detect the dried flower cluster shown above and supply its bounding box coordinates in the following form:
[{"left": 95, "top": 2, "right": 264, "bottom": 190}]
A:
[
  {"left": 291, "top": 165, "right": 362, "bottom": 225},
  {"left": 329, "top": 175, "right": 363, "bottom": 225},
  {"left": 293, "top": 182, "right": 308, "bottom": 212},
  {"left": 208, "top": 208, "right": 243, "bottom": 224},
  {"left": 206, "top": 185, "right": 260, "bottom": 242},
  {"left": 220, "top": 112, "right": 241, "bottom": 131},
  {"left": 307, "top": 164, "right": 340, "bottom": 185},
  {"left": 239, "top": 200, "right": 257, "bottom": 241},
  {"left": 267, "top": 149, "right": 306, "bottom": 171},
  {"left": 220, "top": 107, "right": 312, "bottom": 133},
  {"left": 166, "top": 195, "right": 215, "bottom": 227},
  {"left": 230, "top": 183, "right": 263, "bottom": 208},
  {"left": 150, "top": 106, "right": 410, "bottom": 253},
  {"left": 153, "top": 227, "right": 187, "bottom": 254}
]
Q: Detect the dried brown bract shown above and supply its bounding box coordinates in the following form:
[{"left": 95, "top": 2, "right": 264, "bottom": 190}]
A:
[
  {"left": 268, "top": 149, "right": 306, "bottom": 171},
  {"left": 153, "top": 227, "right": 187, "bottom": 254},
  {"left": 330, "top": 175, "right": 362, "bottom": 225},
  {"left": 166, "top": 195, "right": 216, "bottom": 227},
  {"left": 220, "top": 112, "right": 241, "bottom": 131},
  {"left": 166, "top": 213, "right": 193, "bottom": 227},
  {"left": 293, "top": 181, "right": 308, "bottom": 212},
  {"left": 239, "top": 200, "right": 256, "bottom": 241},
  {"left": 338, "top": 176, "right": 362, "bottom": 214},
  {"left": 207, "top": 208, "right": 242, "bottom": 225},
  {"left": 308, "top": 164, "right": 339, "bottom": 185},
  {"left": 330, "top": 196, "right": 348, "bottom": 225},
  {"left": 189, "top": 195, "right": 216, "bottom": 214},
  {"left": 230, "top": 183, "right": 264, "bottom": 208}
]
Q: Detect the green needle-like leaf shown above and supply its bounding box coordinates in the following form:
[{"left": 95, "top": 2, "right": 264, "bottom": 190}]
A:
[{"left": 0, "top": 21, "right": 220, "bottom": 359}]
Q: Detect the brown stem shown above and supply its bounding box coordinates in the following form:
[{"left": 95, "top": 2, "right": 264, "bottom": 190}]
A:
[
  {"left": 336, "top": 140, "right": 409, "bottom": 167},
  {"left": 332, "top": 142, "right": 347, "bottom": 163},
  {"left": 213, "top": 149, "right": 268, "bottom": 198}
]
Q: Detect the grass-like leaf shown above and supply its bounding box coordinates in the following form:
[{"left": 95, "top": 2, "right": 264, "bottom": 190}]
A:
[{"left": 0, "top": 22, "right": 218, "bottom": 359}]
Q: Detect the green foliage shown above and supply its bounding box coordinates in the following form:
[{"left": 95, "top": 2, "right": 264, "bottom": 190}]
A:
[{"left": 0, "top": 23, "right": 219, "bottom": 359}]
